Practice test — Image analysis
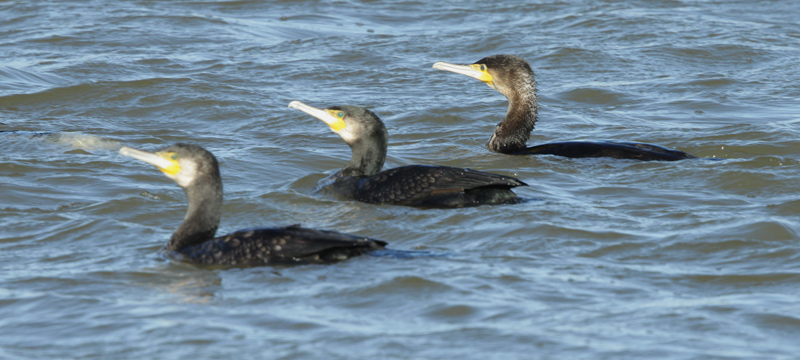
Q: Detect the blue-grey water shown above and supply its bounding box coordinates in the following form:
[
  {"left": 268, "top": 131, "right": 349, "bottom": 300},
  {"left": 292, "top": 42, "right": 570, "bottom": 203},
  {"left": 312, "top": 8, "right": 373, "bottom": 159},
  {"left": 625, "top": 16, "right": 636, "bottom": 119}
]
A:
[{"left": 2, "top": 1, "right": 799, "bottom": 358}]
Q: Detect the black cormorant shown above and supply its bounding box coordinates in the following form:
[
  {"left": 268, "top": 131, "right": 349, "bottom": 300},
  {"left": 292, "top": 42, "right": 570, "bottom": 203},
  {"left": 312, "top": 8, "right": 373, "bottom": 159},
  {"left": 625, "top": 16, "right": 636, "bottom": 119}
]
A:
[
  {"left": 119, "top": 143, "right": 386, "bottom": 266},
  {"left": 432, "top": 54, "right": 696, "bottom": 161},
  {"left": 288, "top": 101, "right": 526, "bottom": 208}
]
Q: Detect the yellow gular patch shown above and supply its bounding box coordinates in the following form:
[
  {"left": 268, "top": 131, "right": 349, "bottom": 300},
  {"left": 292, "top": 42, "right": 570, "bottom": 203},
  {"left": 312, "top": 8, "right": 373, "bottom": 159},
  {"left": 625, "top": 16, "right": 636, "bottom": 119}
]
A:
[
  {"left": 325, "top": 109, "right": 347, "bottom": 131},
  {"left": 157, "top": 152, "right": 182, "bottom": 175},
  {"left": 470, "top": 64, "right": 494, "bottom": 84}
]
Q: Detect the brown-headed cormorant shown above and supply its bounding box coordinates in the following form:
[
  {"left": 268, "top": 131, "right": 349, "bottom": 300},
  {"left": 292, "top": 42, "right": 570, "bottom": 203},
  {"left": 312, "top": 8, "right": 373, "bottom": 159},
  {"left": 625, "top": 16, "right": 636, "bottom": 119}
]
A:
[
  {"left": 432, "top": 54, "right": 695, "bottom": 161},
  {"left": 288, "top": 101, "right": 526, "bottom": 208},
  {"left": 119, "top": 143, "right": 386, "bottom": 266}
]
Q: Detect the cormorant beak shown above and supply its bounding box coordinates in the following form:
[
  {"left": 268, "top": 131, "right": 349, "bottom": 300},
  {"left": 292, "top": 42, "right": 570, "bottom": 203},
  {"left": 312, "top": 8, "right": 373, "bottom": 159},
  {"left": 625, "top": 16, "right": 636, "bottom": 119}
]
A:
[
  {"left": 432, "top": 61, "right": 495, "bottom": 88},
  {"left": 120, "top": 146, "right": 181, "bottom": 176},
  {"left": 288, "top": 100, "right": 347, "bottom": 132}
]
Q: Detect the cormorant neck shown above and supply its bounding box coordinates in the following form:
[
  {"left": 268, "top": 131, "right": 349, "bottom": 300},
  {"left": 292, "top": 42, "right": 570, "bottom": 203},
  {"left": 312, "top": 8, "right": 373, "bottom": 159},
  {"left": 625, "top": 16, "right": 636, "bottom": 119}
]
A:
[
  {"left": 340, "top": 134, "right": 388, "bottom": 177},
  {"left": 167, "top": 173, "right": 223, "bottom": 251},
  {"left": 487, "top": 78, "right": 538, "bottom": 154}
]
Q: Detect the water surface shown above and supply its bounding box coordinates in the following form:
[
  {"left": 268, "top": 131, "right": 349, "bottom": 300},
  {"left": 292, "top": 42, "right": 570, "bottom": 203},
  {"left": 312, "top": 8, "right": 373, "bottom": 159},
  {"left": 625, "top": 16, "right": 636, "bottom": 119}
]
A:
[{"left": 2, "top": 0, "right": 799, "bottom": 358}]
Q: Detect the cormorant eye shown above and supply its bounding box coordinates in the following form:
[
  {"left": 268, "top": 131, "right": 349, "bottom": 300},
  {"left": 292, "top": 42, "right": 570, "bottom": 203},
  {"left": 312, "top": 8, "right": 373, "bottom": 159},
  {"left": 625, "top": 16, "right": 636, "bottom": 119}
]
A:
[
  {"left": 171, "top": 154, "right": 178, "bottom": 160},
  {"left": 480, "top": 64, "right": 486, "bottom": 71},
  {"left": 337, "top": 112, "right": 344, "bottom": 118}
]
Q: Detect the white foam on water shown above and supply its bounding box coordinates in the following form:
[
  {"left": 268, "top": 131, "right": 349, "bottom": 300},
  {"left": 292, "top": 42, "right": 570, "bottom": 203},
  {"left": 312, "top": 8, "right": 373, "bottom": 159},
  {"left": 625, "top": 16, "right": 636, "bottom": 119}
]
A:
[{"left": 44, "top": 131, "right": 122, "bottom": 151}]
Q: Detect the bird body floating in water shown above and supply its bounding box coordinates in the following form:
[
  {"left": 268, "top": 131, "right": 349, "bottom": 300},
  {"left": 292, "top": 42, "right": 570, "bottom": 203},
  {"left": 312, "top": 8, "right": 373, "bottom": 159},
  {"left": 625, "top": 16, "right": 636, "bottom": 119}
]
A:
[
  {"left": 119, "top": 143, "right": 386, "bottom": 266},
  {"left": 288, "top": 101, "right": 526, "bottom": 208},
  {"left": 432, "top": 54, "right": 696, "bottom": 161}
]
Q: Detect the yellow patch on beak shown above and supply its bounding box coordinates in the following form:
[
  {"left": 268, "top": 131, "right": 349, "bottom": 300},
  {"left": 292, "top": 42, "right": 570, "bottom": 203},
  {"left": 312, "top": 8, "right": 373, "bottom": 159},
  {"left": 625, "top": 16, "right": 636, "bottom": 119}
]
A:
[
  {"left": 156, "top": 152, "right": 182, "bottom": 176},
  {"left": 433, "top": 61, "right": 495, "bottom": 88},
  {"left": 470, "top": 64, "right": 495, "bottom": 85},
  {"left": 288, "top": 100, "right": 347, "bottom": 132},
  {"left": 324, "top": 109, "right": 347, "bottom": 131}
]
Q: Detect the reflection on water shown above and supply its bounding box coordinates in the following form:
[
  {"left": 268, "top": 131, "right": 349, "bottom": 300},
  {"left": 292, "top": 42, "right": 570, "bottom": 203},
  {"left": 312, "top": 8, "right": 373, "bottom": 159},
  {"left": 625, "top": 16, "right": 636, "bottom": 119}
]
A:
[
  {"left": 1, "top": 0, "right": 799, "bottom": 358},
  {"left": 152, "top": 265, "right": 221, "bottom": 305}
]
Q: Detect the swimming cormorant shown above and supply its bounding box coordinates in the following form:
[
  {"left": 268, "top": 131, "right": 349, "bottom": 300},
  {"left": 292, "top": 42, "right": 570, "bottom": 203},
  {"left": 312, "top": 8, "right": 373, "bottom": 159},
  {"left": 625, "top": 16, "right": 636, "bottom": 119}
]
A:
[
  {"left": 119, "top": 143, "right": 386, "bottom": 266},
  {"left": 288, "top": 101, "right": 526, "bottom": 208},
  {"left": 432, "top": 54, "right": 695, "bottom": 161}
]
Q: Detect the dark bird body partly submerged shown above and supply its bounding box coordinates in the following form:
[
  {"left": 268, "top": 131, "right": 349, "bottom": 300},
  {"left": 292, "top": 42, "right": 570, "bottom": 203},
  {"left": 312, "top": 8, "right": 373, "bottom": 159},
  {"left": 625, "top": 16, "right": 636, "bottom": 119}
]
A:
[
  {"left": 320, "top": 164, "right": 524, "bottom": 208},
  {"left": 289, "top": 101, "right": 526, "bottom": 208},
  {"left": 120, "top": 144, "right": 385, "bottom": 267},
  {"left": 175, "top": 225, "right": 386, "bottom": 266},
  {"left": 433, "top": 55, "right": 696, "bottom": 161}
]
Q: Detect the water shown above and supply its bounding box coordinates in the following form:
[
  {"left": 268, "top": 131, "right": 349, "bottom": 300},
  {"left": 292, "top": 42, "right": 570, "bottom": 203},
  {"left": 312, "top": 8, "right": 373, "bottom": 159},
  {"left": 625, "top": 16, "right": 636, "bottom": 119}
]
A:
[{"left": 2, "top": 0, "right": 799, "bottom": 358}]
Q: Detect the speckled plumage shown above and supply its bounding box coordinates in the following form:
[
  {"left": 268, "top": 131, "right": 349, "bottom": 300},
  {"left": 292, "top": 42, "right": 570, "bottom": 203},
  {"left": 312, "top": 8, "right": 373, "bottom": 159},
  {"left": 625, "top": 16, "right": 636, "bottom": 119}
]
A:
[
  {"left": 328, "top": 165, "right": 526, "bottom": 208},
  {"left": 437, "top": 54, "right": 696, "bottom": 161},
  {"left": 176, "top": 225, "right": 386, "bottom": 266},
  {"left": 124, "top": 143, "right": 386, "bottom": 267}
]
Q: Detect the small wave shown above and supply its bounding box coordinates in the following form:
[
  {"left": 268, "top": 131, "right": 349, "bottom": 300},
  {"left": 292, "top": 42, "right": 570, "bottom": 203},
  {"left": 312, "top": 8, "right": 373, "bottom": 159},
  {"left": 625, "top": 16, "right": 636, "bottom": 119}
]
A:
[
  {"left": 556, "top": 87, "right": 631, "bottom": 106},
  {"left": 0, "top": 65, "right": 67, "bottom": 96},
  {"left": 0, "top": 77, "right": 192, "bottom": 108}
]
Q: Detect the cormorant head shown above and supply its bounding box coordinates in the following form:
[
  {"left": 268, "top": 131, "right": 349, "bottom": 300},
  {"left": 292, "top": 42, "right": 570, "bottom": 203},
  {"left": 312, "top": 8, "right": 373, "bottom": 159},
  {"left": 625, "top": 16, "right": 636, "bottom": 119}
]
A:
[
  {"left": 288, "top": 101, "right": 388, "bottom": 148},
  {"left": 433, "top": 54, "right": 535, "bottom": 100},
  {"left": 119, "top": 143, "right": 219, "bottom": 188}
]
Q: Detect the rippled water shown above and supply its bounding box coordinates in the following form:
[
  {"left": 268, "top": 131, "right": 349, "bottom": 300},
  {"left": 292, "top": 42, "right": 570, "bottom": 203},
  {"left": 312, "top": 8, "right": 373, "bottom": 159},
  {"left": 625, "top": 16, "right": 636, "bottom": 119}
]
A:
[{"left": 2, "top": 0, "right": 799, "bottom": 358}]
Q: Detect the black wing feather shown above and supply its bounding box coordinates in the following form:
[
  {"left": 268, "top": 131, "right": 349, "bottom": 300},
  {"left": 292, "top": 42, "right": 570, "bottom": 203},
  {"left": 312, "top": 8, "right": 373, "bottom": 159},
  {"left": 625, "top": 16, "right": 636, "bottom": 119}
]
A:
[
  {"left": 353, "top": 165, "right": 526, "bottom": 205},
  {"left": 178, "top": 225, "right": 386, "bottom": 266},
  {"left": 516, "top": 141, "right": 695, "bottom": 161}
]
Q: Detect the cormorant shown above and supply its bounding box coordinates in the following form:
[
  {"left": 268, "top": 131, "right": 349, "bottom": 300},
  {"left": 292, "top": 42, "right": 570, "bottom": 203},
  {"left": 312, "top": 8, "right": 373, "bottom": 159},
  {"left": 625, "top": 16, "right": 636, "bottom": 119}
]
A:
[
  {"left": 432, "top": 54, "right": 696, "bottom": 161},
  {"left": 288, "top": 101, "right": 526, "bottom": 208},
  {"left": 119, "top": 143, "right": 386, "bottom": 266}
]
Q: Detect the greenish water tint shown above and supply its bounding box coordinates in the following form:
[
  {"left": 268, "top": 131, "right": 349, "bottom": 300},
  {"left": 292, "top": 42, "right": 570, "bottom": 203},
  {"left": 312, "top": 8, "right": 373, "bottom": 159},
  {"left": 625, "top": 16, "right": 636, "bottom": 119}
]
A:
[{"left": 2, "top": 0, "right": 799, "bottom": 358}]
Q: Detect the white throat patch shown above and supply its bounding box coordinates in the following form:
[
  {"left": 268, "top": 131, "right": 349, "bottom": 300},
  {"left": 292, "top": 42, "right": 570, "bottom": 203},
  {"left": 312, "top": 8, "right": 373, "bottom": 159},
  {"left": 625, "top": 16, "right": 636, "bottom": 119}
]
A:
[{"left": 169, "top": 158, "right": 198, "bottom": 188}]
